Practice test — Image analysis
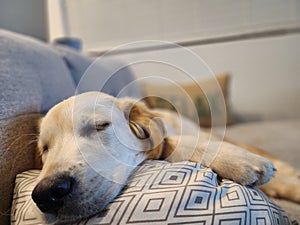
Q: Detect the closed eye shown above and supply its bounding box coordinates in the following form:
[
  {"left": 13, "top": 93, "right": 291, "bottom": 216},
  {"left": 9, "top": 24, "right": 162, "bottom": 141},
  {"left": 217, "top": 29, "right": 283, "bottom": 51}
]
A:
[
  {"left": 79, "top": 120, "right": 111, "bottom": 136},
  {"left": 95, "top": 121, "right": 111, "bottom": 131},
  {"left": 42, "top": 145, "right": 49, "bottom": 152},
  {"left": 38, "top": 142, "right": 49, "bottom": 155}
]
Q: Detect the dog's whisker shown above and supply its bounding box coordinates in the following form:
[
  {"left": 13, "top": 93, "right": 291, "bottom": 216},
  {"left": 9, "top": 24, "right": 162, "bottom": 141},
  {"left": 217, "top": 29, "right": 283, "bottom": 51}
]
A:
[
  {"left": 30, "top": 91, "right": 300, "bottom": 223},
  {"left": 5, "top": 134, "right": 39, "bottom": 179}
]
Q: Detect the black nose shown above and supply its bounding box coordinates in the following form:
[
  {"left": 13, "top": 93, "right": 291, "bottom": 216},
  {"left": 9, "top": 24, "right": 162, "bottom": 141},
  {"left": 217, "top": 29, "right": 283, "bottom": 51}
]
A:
[{"left": 32, "top": 175, "right": 73, "bottom": 214}]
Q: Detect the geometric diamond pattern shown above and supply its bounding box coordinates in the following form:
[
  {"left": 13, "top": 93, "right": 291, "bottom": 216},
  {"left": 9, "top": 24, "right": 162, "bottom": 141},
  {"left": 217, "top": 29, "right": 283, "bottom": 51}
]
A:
[{"left": 11, "top": 161, "right": 295, "bottom": 225}]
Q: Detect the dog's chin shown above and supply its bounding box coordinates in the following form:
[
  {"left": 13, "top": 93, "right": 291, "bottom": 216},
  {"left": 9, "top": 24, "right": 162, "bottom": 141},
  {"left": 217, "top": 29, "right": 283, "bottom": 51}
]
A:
[
  {"left": 43, "top": 203, "right": 106, "bottom": 224},
  {"left": 41, "top": 178, "right": 125, "bottom": 224},
  {"left": 43, "top": 204, "right": 106, "bottom": 225}
]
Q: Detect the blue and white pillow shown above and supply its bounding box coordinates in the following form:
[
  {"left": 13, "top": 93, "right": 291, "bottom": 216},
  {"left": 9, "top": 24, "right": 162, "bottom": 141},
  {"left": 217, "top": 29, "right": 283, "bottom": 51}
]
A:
[{"left": 11, "top": 160, "right": 294, "bottom": 225}]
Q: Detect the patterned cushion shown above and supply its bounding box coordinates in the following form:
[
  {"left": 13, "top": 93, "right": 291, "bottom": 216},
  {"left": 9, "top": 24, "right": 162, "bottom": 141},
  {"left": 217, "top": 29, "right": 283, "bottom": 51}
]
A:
[
  {"left": 11, "top": 161, "right": 293, "bottom": 225},
  {"left": 143, "top": 74, "right": 231, "bottom": 127}
]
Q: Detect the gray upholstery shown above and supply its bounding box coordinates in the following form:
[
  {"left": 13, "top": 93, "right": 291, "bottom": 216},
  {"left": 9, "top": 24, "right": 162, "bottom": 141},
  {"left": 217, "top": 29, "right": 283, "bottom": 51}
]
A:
[
  {"left": 0, "top": 29, "right": 75, "bottom": 225},
  {"left": 0, "top": 30, "right": 76, "bottom": 114},
  {"left": 1, "top": 29, "right": 298, "bottom": 225},
  {"left": 54, "top": 45, "right": 143, "bottom": 98},
  {"left": 0, "top": 29, "right": 141, "bottom": 225}
]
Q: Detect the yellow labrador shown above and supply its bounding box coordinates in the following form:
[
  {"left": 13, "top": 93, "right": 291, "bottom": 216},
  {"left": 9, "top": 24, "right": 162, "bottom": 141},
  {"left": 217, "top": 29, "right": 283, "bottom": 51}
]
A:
[{"left": 32, "top": 92, "right": 278, "bottom": 223}]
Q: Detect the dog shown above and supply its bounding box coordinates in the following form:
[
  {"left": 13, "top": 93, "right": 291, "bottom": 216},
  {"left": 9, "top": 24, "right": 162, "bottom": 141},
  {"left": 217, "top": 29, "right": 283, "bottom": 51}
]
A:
[{"left": 32, "top": 91, "right": 298, "bottom": 224}]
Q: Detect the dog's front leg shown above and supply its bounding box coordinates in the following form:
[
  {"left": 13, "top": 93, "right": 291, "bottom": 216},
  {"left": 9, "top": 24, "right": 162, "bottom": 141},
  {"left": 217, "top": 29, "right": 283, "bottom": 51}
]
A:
[{"left": 162, "top": 136, "right": 275, "bottom": 186}]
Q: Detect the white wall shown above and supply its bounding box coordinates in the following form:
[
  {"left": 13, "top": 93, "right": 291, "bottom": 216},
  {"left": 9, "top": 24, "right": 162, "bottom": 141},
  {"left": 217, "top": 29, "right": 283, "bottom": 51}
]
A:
[
  {"left": 48, "top": 0, "right": 300, "bottom": 52},
  {"left": 46, "top": 1, "right": 300, "bottom": 121},
  {"left": 0, "top": 0, "right": 47, "bottom": 40},
  {"left": 191, "top": 34, "right": 300, "bottom": 121},
  {"left": 47, "top": 0, "right": 68, "bottom": 41},
  {"left": 112, "top": 34, "right": 300, "bottom": 122}
]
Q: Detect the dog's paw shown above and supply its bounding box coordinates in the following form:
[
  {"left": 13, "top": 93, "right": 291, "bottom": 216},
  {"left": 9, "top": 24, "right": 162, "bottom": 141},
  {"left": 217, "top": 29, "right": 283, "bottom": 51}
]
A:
[
  {"left": 210, "top": 144, "right": 276, "bottom": 186},
  {"left": 202, "top": 141, "right": 276, "bottom": 186},
  {"left": 229, "top": 153, "right": 276, "bottom": 186}
]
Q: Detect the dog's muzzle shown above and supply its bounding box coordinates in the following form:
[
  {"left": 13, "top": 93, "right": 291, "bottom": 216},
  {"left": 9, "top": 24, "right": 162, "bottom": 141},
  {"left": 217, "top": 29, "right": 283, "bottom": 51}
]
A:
[{"left": 32, "top": 175, "right": 74, "bottom": 214}]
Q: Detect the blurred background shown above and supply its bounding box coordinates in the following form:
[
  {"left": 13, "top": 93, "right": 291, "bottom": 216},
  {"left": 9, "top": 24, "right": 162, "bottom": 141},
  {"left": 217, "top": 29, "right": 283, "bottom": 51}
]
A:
[
  {"left": 0, "top": 0, "right": 299, "bottom": 121},
  {"left": 1, "top": 1, "right": 300, "bottom": 222}
]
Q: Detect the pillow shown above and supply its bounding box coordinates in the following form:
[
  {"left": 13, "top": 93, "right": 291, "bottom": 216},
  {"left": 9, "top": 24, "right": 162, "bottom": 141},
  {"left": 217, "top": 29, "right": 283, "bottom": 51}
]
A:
[
  {"left": 11, "top": 160, "right": 294, "bottom": 225},
  {"left": 0, "top": 29, "right": 76, "bottom": 115},
  {"left": 54, "top": 45, "right": 143, "bottom": 99},
  {"left": 0, "top": 29, "right": 75, "bottom": 224},
  {"left": 143, "top": 74, "right": 231, "bottom": 127}
]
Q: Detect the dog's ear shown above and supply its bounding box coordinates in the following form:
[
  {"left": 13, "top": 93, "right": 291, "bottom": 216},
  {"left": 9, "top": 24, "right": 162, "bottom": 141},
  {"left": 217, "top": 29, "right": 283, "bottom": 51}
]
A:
[
  {"left": 129, "top": 120, "right": 149, "bottom": 139},
  {"left": 117, "top": 98, "right": 166, "bottom": 141}
]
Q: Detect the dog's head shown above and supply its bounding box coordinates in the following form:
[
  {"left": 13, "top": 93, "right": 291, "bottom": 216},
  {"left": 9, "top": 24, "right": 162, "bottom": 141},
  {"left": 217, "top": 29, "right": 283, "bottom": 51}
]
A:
[{"left": 32, "top": 92, "right": 166, "bottom": 223}]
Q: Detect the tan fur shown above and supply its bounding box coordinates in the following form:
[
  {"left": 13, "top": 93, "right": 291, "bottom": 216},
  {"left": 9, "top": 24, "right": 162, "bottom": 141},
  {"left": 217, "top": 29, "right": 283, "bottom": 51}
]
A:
[
  {"left": 223, "top": 138, "right": 300, "bottom": 202},
  {"left": 120, "top": 98, "right": 300, "bottom": 203},
  {"left": 34, "top": 92, "right": 299, "bottom": 223}
]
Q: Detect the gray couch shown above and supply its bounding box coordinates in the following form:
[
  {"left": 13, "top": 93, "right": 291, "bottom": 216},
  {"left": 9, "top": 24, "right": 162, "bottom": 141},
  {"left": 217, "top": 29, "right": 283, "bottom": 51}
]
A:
[
  {"left": 1, "top": 30, "right": 299, "bottom": 225},
  {"left": 0, "top": 29, "right": 141, "bottom": 225}
]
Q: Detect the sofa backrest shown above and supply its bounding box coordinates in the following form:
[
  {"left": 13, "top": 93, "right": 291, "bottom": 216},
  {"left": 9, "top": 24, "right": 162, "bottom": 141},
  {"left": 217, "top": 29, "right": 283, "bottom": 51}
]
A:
[
  {"left": 0, "top": 29, "right": 75, "bottom": 225},
  {"left": 0, "top": 29, "right": 144, "bottom": 225}
]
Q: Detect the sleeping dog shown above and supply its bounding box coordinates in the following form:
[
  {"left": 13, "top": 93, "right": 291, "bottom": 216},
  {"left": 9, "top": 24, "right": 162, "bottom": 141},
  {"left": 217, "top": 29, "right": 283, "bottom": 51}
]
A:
[{"left": 32, "top": 91, "right": 293, "bottom": 223}]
